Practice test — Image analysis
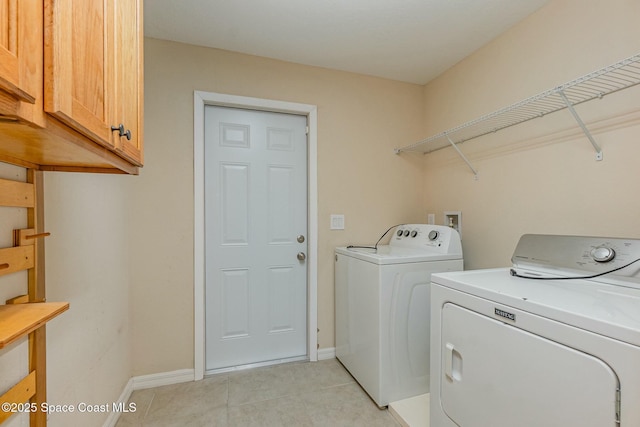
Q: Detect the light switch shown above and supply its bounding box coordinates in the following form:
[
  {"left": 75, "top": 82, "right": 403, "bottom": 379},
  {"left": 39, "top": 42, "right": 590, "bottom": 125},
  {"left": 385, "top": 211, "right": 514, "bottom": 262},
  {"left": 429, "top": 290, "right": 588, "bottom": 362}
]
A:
[{"left": 330, "top": 214, "right": 345, "bottom": 230}]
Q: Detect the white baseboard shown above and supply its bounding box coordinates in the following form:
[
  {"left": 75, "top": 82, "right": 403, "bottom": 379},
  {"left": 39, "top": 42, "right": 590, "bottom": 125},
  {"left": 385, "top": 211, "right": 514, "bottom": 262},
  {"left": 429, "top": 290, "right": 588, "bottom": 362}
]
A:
[
  {"left": 317, "top": 347, "right": 336, "bottom": 360},
  {"left": 132, "top": 368, "right": 195, "bottom": 390},
  {"left": 102, "top": 378, "right": 134, "bottom": 427},
  {"left": 102, "top": 369, "right": 195, "bottom": 427}
]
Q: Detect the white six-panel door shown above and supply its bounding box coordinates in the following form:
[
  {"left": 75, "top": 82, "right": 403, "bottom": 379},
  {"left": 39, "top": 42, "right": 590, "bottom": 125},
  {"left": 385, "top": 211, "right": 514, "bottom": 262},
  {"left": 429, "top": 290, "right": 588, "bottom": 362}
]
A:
[{"left": 204, "top": 105, "right": 308, "bottom": 371}]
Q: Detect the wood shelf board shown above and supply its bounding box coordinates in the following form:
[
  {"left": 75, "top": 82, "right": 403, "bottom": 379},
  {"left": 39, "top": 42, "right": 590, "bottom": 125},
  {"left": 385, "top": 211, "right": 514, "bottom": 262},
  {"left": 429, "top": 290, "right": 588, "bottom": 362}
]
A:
[
  {"left": 0, "top": 371, "right": 36, "bottom": 424},
  {"left": 0, "top": 302, "right": 69, "bottom": 349},
  {"left": 0, "top": 245, "right": 35, "bottom": 277},
  {"left": 0, "top": 178, "right": 34, "bottom": 208}
]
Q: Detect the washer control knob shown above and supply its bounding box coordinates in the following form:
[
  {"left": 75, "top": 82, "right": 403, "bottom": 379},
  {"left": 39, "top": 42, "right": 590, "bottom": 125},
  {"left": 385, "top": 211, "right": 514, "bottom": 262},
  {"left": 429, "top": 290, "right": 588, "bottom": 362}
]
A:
[
  {"left": 403, "top": 230, "right": 410, "bottom": 237},
  {"left": 591, "top": 246, "right": 616, "bottom": 263},
  {"left": 410, "top": 230, "right": 418, "bottom": 238},
  {"left": 428, "top": 230, "right": 439, "bottom": 241},
  {"left": 396, "top": 229, "right": 403, "bottom": 237}
]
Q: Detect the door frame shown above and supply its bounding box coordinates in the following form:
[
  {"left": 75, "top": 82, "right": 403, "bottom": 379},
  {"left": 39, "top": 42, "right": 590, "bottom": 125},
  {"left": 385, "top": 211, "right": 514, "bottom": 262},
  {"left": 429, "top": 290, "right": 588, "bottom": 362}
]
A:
[{"left": 193, "top": 91, "right": 318, "bottom": 380}]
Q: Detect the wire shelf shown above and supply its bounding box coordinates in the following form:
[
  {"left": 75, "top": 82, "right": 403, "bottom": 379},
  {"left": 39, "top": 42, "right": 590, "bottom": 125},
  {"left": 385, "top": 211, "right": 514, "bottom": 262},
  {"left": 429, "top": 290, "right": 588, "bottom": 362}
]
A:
[{"left": 395, "top": 52, "right": 640, "bottom": 156}]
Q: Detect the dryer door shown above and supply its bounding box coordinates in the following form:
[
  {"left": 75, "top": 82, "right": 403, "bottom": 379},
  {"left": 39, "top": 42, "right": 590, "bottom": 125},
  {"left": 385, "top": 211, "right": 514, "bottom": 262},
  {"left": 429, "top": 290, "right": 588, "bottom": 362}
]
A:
[{"left": 440, "top": 303, "right": 619, "bottom": 427}]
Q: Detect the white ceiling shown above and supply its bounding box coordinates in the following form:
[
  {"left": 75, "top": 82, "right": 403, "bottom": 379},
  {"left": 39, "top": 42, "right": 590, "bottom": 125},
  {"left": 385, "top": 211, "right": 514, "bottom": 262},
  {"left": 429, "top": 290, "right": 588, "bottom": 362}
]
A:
[{"left": 144, "top": 0, "right": 550, "bottom": 85}]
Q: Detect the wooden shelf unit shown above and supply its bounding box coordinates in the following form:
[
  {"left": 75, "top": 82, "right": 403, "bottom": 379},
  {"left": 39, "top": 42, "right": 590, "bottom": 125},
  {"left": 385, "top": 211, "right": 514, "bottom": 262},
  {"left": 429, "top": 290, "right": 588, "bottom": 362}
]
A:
[{"left": 0, "top": 172, "right": 68, "bottom": 426}]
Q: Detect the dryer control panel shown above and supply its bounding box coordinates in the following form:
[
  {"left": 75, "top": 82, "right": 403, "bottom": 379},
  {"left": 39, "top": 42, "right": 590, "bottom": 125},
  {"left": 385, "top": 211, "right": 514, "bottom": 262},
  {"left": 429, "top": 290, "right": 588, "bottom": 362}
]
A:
[
  {"left": 511, "top": 234, "right": 640, "bottom": 282},
  {"left": 391, "top": 224, "right": 462, "bottom": 255}
]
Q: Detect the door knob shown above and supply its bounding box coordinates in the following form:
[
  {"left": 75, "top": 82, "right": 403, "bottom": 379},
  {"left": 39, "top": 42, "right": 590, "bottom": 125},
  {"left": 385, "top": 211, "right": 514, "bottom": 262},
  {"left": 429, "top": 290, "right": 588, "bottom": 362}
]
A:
[{"left": 297, "top": 252, "right": 306, "bottom": 261}]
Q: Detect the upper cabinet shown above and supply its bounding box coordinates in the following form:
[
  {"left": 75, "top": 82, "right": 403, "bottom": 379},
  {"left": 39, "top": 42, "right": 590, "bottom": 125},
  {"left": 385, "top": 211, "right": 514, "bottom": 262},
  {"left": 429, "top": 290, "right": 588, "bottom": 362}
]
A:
[
  {"left": 45, "top": 0, "right": 143, "bottom": 166},
  {"left": 0, "top": 1, "right": 38, "bottom": 104},
  {"left": 45, "top": 0, "right": 114, "bottom": 149},
  {"left": 112, "top": 0, "right": 144, "bottom": 165},
  {"left": 0, "top": 1, "right": 46, "bottom": 127},
  {"left": 0, "top": 0, "right": 143, "bottom": 174}
]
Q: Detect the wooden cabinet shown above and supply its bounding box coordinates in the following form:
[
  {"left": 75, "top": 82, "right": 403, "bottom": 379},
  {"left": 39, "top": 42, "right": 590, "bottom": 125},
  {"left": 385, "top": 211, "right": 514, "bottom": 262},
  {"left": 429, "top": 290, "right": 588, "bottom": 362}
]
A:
[
  {"left": 0, "top": 1, "right": 38, "bottom": 105},
  {"left": 112, "top": 0, "right": 144, "bottom": 165},
  {"left": 0, "top": 0, "right": 46, "bottom": 127},
  {"left": 45, "top": 0, "right": 113, "bottom": 148},
  {"left": 45, "top": 0, "right": 143, "bottom": 166},
  {"left": 0, "top": 0, "right": 143, "bottom": 174}
]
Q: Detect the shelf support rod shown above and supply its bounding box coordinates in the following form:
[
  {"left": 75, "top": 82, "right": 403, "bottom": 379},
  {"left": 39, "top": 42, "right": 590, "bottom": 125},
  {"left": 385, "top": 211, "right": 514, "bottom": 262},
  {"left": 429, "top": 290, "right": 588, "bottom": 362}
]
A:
[
  {"left": 445, "top": 134, "right": 478, "bottom": 178},
  {"left": 557, "top": 90, "right": 603, "bottom": 161}
]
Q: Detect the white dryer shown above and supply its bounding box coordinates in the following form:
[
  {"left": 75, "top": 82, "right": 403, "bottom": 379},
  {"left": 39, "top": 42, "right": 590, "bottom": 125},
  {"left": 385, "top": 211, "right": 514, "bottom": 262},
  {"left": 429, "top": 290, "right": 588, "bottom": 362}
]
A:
[
  {"left": 335, "top": 224, "right": 463, "bottom": 407},
  {"left": 431, "top": 234, "right": 640, "bottom": 427}
]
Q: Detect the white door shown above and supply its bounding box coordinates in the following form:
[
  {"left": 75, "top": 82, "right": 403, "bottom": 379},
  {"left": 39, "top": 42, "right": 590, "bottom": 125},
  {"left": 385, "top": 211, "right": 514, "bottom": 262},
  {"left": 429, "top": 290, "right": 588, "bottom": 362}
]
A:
[
  {"left": 204, "top": 105, "right": 308, "bottom": 371},
  {"left": 440, "top": 303, "right": 619, "bottom": 427}
]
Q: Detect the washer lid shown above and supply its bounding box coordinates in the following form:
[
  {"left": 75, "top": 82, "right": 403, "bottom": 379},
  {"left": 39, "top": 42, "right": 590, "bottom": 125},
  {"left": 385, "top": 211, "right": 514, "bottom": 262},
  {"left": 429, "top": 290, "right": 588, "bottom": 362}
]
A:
[
  {"left": 431, "top": 268, "right": 640, "bottom": 347},
  {"left": 335, "top": 245, "right": 462, "bottom": 264}
]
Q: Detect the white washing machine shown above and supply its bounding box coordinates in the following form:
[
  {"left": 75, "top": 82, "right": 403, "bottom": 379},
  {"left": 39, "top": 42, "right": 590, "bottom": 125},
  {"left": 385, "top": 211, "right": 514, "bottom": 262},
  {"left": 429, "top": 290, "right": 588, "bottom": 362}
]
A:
[
  {"left": 430, "top": 234, "right": 640, "bottom": 427},
  {"left": 335, "top": 224, "right": 463, "bottom": 407}
]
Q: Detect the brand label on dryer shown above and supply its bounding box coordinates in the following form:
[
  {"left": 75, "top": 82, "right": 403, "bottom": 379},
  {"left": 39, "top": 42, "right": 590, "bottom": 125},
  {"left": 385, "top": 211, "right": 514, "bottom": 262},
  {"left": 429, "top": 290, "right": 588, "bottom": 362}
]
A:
[{"left": 495, "top": 308, "right": 516, "bottom": 322}]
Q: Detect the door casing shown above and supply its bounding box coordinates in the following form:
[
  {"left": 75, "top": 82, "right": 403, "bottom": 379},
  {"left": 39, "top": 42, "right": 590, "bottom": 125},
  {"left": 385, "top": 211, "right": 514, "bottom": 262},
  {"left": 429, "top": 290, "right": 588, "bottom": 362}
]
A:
[{"left": 193, "top": 91, "right": 318, "bottom": 380}]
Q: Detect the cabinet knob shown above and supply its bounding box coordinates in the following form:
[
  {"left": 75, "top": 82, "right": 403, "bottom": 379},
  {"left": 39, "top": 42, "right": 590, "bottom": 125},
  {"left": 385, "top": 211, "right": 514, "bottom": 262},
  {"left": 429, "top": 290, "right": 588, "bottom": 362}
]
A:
[
  {"left": 111, "top": 124, "right": 125, "bottom": 136},
  {"left": 111, "top": 124, "right": 132, "bottom": 140}
]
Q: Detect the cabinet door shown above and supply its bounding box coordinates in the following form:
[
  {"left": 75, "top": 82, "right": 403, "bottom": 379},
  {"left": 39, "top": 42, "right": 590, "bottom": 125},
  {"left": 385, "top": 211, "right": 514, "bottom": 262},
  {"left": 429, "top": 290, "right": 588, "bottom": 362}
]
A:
[
  {"left": 44, "top": 0, "right": 113, "bottom": 147},
  {"left": 0, "top": 0, "right": 38, "bottom": 104},
  {"left": 112, "top": 0, "right": 143, "bottom": 165}
]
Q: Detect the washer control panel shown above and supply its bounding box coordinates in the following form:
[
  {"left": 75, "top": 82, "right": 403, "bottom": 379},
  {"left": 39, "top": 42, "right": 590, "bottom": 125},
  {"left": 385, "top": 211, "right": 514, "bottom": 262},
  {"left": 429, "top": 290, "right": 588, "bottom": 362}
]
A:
[
  {"left": 591, "top": 246, "right": 616, "bottom": 263},
  {"left": 511, "top": 234, "right": 640, "bottom": 281},
  {"left": 395, "top": 228, "right": 422, "bottom": 239},
  {"left": 391, "top": 224, "right": 462, "bottom": 254}
]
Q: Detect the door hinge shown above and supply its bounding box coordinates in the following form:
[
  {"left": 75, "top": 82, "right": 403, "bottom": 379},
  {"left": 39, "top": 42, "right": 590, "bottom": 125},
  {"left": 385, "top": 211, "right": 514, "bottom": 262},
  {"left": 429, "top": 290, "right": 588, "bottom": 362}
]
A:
[
  {"left": 616, "top": 387, "right": 621, "bottom": 424},
  {"left": 305, "top": 126, "right": 309, "bottom": 135}
]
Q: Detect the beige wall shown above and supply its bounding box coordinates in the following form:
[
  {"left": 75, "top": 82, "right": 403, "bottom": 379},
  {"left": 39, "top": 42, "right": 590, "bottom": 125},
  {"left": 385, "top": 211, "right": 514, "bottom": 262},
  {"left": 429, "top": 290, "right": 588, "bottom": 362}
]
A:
[
  {"left": 421, "top": 0, "right": 640, "bottom": 269},
  {"left": 132, "top": 39, "right": 425, "bottom": 374},
  {"left": 44, "top": 172, "right": 132, "bottom": 426}
]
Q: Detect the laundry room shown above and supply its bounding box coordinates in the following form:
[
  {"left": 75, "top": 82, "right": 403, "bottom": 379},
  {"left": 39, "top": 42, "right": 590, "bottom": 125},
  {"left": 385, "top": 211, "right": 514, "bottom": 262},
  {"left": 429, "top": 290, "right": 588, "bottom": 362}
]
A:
[
  {"left": 0, "top": 0, "right": 639, "bottom": 426},
  {"left": 139, "top": 0, "right": 640, "bottom": 380}
]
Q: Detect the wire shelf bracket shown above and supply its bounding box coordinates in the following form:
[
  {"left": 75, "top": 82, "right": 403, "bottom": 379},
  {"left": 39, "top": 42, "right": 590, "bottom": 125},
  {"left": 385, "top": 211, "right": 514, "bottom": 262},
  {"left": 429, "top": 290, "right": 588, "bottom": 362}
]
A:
[
  {"left": 395, "top": 52, "right": 640, "bottom": 167},
  {"left": 445, "top": 133, "right": 479, "bottom": 178},
  {"left": 557, "top": 89, "right": 602, "bottom": 160}
]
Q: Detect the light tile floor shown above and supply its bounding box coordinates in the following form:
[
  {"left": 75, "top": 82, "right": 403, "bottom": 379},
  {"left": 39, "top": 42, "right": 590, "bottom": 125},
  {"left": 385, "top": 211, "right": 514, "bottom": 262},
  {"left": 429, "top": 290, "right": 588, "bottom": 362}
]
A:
[{"left": 116, "top": 359, "right": 400, "bottom": 426}]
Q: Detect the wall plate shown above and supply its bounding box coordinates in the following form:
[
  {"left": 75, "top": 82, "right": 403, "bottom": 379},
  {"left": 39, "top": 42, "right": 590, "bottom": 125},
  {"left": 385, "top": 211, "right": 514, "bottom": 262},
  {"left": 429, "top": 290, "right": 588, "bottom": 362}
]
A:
[
  {"left": 444, "top": 211, "right": 462, "bottom": 237},
  {"left": 330, "top": 214, "right": 345, "bottom": 230}
]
